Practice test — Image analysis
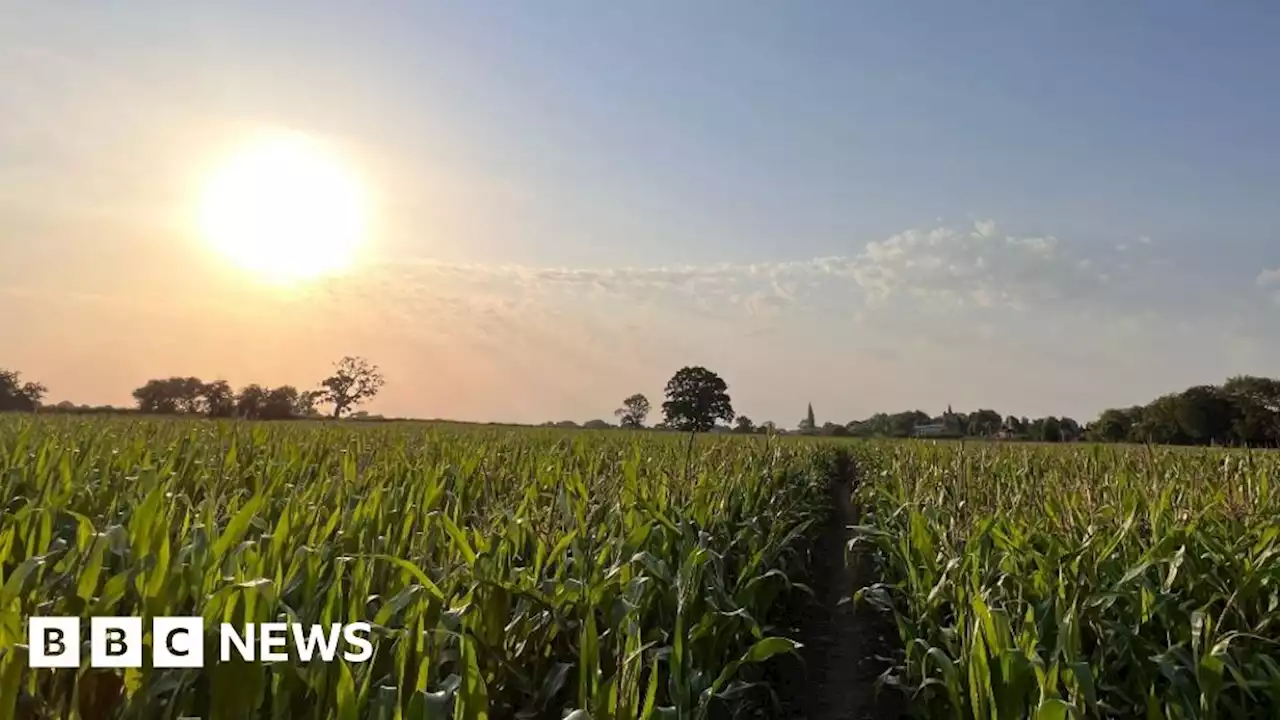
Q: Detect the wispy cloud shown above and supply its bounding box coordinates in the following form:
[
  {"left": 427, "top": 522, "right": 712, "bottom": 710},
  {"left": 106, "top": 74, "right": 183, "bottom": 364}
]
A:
[{"left": 357, "top": 220, "right": 1159, "bottom": 322}]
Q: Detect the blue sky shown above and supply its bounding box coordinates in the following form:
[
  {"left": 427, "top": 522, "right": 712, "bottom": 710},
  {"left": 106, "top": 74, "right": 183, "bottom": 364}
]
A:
[{"left": 2, "top": 2, "right": 1278, "bottom": 425}]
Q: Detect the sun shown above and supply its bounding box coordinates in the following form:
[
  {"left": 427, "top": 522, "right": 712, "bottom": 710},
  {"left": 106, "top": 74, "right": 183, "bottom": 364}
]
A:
[{"left": 198, "top": 132, "right": 368, "bottom": 283}]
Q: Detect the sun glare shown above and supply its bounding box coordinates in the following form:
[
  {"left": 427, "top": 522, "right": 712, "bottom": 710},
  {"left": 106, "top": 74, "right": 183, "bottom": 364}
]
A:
[{"left": 198, "top": 132, "right": 367, "bottom": 283}]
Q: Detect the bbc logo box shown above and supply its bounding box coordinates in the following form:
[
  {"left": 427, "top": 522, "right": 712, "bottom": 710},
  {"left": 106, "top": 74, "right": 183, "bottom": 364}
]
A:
[
  {"left": 28, "top": 616, "right": 205, "bottom": 669},
  {"left": 28, "top": 617, "right": 373, "bottom": 668}
]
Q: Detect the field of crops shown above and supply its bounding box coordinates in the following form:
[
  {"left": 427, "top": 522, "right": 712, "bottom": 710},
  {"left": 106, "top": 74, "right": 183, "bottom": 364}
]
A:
[
  {"left": 3, "top": 417, "right": 1279, "bottom": 720},
  {"left": 0, "top": 416, "right": 838, "bottom": 720},
  {"left": 850, "top": 442, "right": 1280, "bottom": 718}
]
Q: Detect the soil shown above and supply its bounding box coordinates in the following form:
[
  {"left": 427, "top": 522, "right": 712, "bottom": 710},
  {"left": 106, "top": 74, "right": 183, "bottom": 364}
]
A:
[{"left": 773, "top": 470, "right": 906, "bottom": 719}]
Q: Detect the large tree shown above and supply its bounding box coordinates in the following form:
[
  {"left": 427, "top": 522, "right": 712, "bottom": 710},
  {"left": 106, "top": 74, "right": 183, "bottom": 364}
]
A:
[
  {"left": 1175, "top": 385, "right": 1237, "bottom": 445},
  {"left": 1223, "top": 375, "right": 1280, "bottom": 445},
  {"left": 318, "top": 356, "right": 385, "bottom": 418},
  {"left": 661, "top": 366, "right": 734, "bottom": 432},
  {"left": 967, "top": 409, "right": 1004, "bottom": 437},
  {"left": 1092, "top": 408, "right": 1135, "bottom": 442},
  {"left": 235, "top": 384, "right": 269, "bottom": 419},
  {"left": 202, "top": 380, "right": 236, "bottom": 418},
  {"left": 132, "top": 377, "right": 202, "bottom": 414},
  {"left": 0, "top": 369, "right": 46, "bottom": 411},
  {"left": 614, "top": 393, "right": 651, "bottom": 428}
]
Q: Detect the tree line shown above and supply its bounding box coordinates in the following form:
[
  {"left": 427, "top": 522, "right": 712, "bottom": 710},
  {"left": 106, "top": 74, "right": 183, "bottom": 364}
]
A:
[
  {"left": 603, "top": 371, "right": 1280, "bottom": 447},
  {"left": 6, "top": 359, "right": 1280, "bottom": 446},
  {"left": 1, "top": 356, "right": 384, "bottom": 420}
]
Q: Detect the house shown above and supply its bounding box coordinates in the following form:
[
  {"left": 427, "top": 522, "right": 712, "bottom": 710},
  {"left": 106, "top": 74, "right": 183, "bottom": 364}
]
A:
[{"left": 912, "top": 423, "right": 953, "bottom": 438}]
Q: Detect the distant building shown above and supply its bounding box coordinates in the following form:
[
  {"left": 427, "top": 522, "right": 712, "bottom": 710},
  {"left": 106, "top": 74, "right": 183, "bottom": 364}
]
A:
[
  {"left": 914, "top": 404, "right": 964, "bottom": 438},
  {"left": 912, "top": 423, "right": 956, "bottom": 438}
]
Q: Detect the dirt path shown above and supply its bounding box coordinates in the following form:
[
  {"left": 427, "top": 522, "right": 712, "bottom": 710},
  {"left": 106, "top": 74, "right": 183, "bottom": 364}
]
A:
[{"left": 777, "top": 471, "right": 904, "bottom": 719}]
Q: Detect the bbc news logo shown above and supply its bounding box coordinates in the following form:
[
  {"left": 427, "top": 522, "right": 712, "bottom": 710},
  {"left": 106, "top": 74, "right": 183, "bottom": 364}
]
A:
[{"left": 28, "top": 617, "right": 373, "bottom": 668}]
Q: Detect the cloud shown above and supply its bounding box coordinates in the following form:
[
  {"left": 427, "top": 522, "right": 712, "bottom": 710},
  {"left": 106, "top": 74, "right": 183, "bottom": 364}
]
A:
[
  {"left": 355, "top": 219, "right": 1177, "bottom": 327},
  {"left": 842, "top": 221, "right": 1088, "bottom": 310},
  {"left": 1257, "top": 267, "right": 1280, "bottom": 287}
]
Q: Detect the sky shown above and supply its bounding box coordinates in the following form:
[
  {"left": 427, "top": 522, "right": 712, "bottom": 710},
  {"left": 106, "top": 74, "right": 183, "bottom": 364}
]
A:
[{"left": 2, "top": 1, "right": 1279, "bottom": 427}]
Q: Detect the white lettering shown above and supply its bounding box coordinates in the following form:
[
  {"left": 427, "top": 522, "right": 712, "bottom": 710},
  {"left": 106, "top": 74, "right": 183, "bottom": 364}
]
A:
[
  {"left": 259, "top": 622, "right": 289, "bottom": 662},
  {"left": 219, "top": 623, "right": 255, "bottom": 661},
  {"left": 342, "top": 622, "right": 373, "bottom": 662},
  {"left": 291, "top": 623, "right": 343, "bottom": 662}
]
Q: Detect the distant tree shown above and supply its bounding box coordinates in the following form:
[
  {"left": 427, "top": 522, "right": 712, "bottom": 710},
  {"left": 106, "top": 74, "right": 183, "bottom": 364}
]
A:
[
  {"left": 1039, "top": 416, "right": 1063, "bottom": 442},
  {"left": 235, "top": 384, "right": 268, "bottom": 419},
  {"left": 293, "top": 390, "right": 322, "bottom": 418},
  {"left": 758, "top": 420, "right": 777, "bottom": 435},
  {"left": 1091, "top": 408, "right": 1134, "bottom": 442},
  {"left": 133, "top": 378, "right": 182, "bottom": 414},
  {"left": 1003, "top": 415, "right": 1026, "bottom": 437},
  {"left": 892, "top": 411, "right": 932, "bottom": 437},
  {"left": 1223, "top": 376, "right": 1280, "bottom": 445},
  {"left": 553, "top": 420, "right": 580, "bottom": 430},
  {"left": 319, "top": 356, "right": 385, "bottom": 418},
  {"left": 614, "top": 394, "right": 651, "bottom": 428},
  {"left": 1174, "top": 385, "right": 1237, "bottom": 445},
  {"left": 798, "top": 403, "right": 816, "bottom": 434},
  {"left": 0, "top": 369, "right": 46, "bottom": 411},
  {"left": 733, "top": 415, "right": 756, "bottom": 433},
  {"left": 261, "top": 386, "right": 300, "bottom": 420},
  {"left": 820, "top": 421, "right": 848, "bottom": 437},
  {"left": 202, "top": 380, "right": 236, "bottom": 418},
  {"left": 583, "top": 418, "right": 612, "bottom": 430},
  {"left": 1058, "top": 417, "right": 1082, "bottom": 442},
  {"left": 661, "top": 366, "right": 734, "bottom": 432},
  {"left": 1133, "top": 395, "right": 1186, "bottom": 445},
  {"left": 968, "top": 409, "right": 1003, "bottom": 437},
  {"left": 168, "top": 377, "right": 206, "bottom": 414}
]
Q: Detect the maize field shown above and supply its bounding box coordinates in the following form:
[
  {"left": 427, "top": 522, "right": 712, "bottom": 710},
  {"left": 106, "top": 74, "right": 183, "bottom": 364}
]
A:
[
  {"left": 850, "top": 442, "right": 1280, "bottom": 718},
  {"left": 2, "top": 416, "right": 1279, "bottom": 719},
  {"left": 0, "top": 416, "right": 835, "bottom": 719}
]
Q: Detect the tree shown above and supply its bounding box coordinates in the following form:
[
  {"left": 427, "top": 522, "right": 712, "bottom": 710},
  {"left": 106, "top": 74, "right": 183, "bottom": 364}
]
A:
[
  {"left": 583, "top": 419, "right": 612, "bottom": 430},
  {"left": 733, "top": 415, "right": 756, "bottom": 434},
  {"left": 1133, "top": 395, "right": 1186, "bottom": 445},
  {"left": 1003, "top": 415, "right": 1026, "bottom": 437},
  {"left": 1039, "top": 416, "right": 1063, "bottom": 442},
  {"left": 202, "top": 380, "right": 236, "bottom": 418},
  {"left": 1223, "top": 376, "right": 1280, "bottom": 445},
  {"left": 0, "top": 369, "right": 46, "bottom": 411},
  {"left": 892, "top": 411, "right": 932, "bottom": 437},
  {"left": 967, "top": 409, "right": 1003, "bottom": 437},
  {"left": 133, "top": 379, "right": 180, "bottom": 414},
  {"left": 614, "top": 394, "right": 651, "bottom": 428},
  {"left": 293, "top": 390, "right": 322, "bottom": 418},
  {"left": 798, "top": 403, "right": 816, "bottom": 434},
  {"left": 661, "top": 366, "right": 734, "bottom": 432},
  {"left": 758, "top": 420, "right": 777, "bottom": 435},
  {"left": 319, "top": 356, "right": 385, "bottom": 418},
  {"left": 1059, "top": 417, "right": 1082, "bottom": 442},
  {"left": 132, "top": 377, "right": 205, "bottom": 414},
  {"left": 235, "top": 384, "right": 268, "bottom": 419},
  {"left": 1092, "top": 408, "right": 1134, "bottom": 442},
  {"left": 261, "top": 386, "right": 300, "bottom": 420},
  {"left": 1175, "top": 385, "right": 1236, "bottom": 445},
  {"left": 820, "top": 421, "right": 849, "bottom": 437}
]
